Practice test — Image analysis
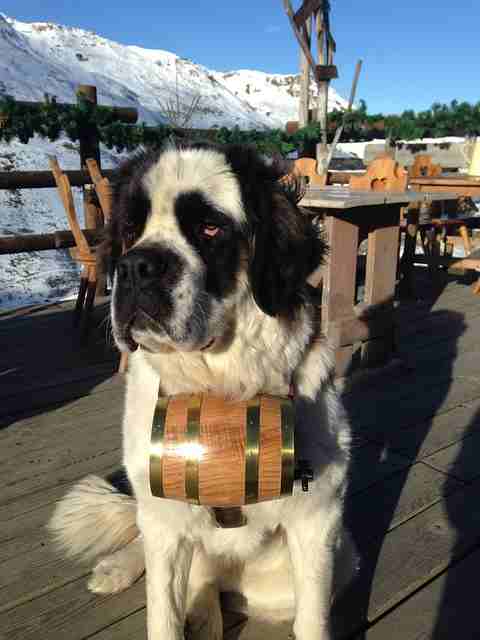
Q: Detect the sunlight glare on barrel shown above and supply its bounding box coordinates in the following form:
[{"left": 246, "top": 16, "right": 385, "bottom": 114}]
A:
[
  {"left": 176, "top": 441, "right": 205, "bottom": 460},
  {"left": 151, "top": 441, "right": 164, "bottom": 457}
]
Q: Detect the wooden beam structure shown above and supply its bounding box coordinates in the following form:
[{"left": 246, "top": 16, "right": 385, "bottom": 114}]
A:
[
  {"left": 283, "top": 0, "right": 337, "bottom": 172},
  {"left": 293, "top": 0, "right": 322, "bottom": 28}
]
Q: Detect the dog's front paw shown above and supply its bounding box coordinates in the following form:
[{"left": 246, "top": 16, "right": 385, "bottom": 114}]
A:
[{"left": 88, "top": 556, "right": 140, "bottom": 594}]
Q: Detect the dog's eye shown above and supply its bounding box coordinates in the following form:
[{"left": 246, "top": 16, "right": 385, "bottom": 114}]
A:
[{"left": 202, "top": 224, "right": 220, "bottom": 238}]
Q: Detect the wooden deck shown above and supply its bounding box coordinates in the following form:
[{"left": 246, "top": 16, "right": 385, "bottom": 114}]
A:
[{"left": 1, "top": 271, "right": 480, "bottom": 639}]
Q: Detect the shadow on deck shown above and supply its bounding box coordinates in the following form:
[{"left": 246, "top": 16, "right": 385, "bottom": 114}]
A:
[{"left": 1, "top": 271, "right": 480, "bottom": 639}]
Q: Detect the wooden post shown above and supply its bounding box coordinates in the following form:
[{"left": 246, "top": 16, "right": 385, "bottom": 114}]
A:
[
  {"left": 315, "top": 8, "right": 328, "bottom": 144},
  {"left": 299, "top": 18, "right": 312, "bottom": 127},
  {"left": 76, "top": 84, "right": 105, "bottom": 294},
  {"left": 76, "top": 84, "right": 101, "bottom": 168},
  {"left": 283, "top": 1, "right": 337, "bottom": 174}
]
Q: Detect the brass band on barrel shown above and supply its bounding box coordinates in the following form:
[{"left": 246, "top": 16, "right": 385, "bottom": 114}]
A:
[
  {"left": 280, "top": 399, "right": 295, "bottom": 496},
  {"left": 245, "top": 398, "right": 260, "bottom": 504},
  {"left": 185, "top": 397, "right": 201, "bottom": 504},
  {"left": 150, "top": 397, "right": 168, "bottom": 498}
]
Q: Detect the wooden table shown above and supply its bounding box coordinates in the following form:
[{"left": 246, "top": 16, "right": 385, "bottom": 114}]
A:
[
  {"left": 409, "top": 175, "right": 480, "bottom": 198},
  {"left": 300, "top": 186, "right": 457, "bottom": 376}
]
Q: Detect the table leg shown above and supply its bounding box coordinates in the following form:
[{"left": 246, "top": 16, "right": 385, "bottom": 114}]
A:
[
  {"left": 421, "top": 227, "right": 442, "bottom": 289},
  {"left": 322, "top": 215, "right": 359, "bottom": 376},
  {"left": 399, "top": 208, "right": 419, "bottom": 298},
  {"left": 362, "top": 219, "right": 399, "bottom": 367}
]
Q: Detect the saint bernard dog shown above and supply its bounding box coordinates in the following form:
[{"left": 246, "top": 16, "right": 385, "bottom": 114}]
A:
[{"left": 49, "top": 142, "right": 354, "bottom": 640}]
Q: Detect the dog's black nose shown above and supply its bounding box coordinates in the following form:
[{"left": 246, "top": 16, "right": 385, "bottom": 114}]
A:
[{"left": 116, "top": 248, "right": 167, "bottom": 289}]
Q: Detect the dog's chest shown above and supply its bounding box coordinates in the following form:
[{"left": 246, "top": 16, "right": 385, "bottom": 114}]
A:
[
  {"left": 147, "top": 346, "right": 293, "bottom": 399},
  {"left": 197, "top": 504, "right": 284, "bottom": 561}
]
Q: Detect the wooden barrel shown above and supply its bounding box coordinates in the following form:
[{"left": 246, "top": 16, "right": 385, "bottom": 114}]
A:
[{"left": 150, "top": 394, "right": 295, "bottom": 507}]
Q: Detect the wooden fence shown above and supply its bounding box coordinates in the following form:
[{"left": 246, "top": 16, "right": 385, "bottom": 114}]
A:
[{"left": 0, "top": 85, "right": 137, "bottom": 256}]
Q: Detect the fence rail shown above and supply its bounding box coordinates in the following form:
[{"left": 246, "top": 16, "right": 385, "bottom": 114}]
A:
[
  {"left": 0, "top": 84, "right": 134, "bottom": 267},
  {"left": 0, "top": 169, "right": 117, "bottom": 190},
  {"left": 0, "top": 229, "right": 102, "bottom": 255}
]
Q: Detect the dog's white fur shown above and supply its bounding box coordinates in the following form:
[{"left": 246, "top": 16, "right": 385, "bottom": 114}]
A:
[{"left": 49, "top": 146, "right": 353, "bottom": 640}]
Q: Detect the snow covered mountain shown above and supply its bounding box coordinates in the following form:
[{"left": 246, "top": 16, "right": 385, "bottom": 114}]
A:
[
  {"left": 0, "top": 14, "right": 349, "bottom": 310},
  {"left": 0, "top": 14, "right": 347, "bottom": 129}
]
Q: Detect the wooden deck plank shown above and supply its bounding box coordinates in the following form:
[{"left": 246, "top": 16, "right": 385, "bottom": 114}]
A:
[
  {"left": 345, "top": 462, "right": 463, "bottom": 545},
  {"left": 423, "top": 429, "right": 480, "bottom": 483},
  {"left": 347, "top": 373, "right": 480, "bottom": 433},
  {"left": 0, "top": 465, "right": 121, "bottom": 565},
  {"left": 1, "top": 575, "right": 147, "bottom": 640},
  {"left": 0, "top": 384, "right": 123, "bottom": 504},
  {"left": 334, "top": 479, "right": 480, "bottom": 637},
  {"left": 0, "top": 445, "right": 121, "bottom": 506},
  {"left": 85, "top": 609, "right": 146, "bottom": 640},
  {"left": 0, "top": 361, "right": 119, "bottom": 401},
  {"left": 365, "top": 396, "right": 480, "bottom": 461},
  {"left": 347, "top": 443, "right": 412, "bottom": 495},
  {"left": 0, "top": 529, "right": 92, "bottom": 614},
  {"left": 0, "top": 386, "right": 123, "bottom": 446},
  {"left": 364, "top": 547, "right": 480, "bottom": 639},
  {"left": 0, "top": 375, "right": 123, "bottom": 423},
  {"left": 85, "top": 609, "right": 258, "bottom": 640}
]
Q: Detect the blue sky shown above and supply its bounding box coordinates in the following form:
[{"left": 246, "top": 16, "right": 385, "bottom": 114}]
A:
[{"left": 4, "top": 1, "right": 479, "bottom": 114}]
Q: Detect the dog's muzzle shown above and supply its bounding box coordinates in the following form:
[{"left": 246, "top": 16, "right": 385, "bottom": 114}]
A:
[
  {"left": 116, "top": 247, "right": 173, "bottom": 292},
  {"left": 113, "top": 246, "right": 183, "bottom": 349}
]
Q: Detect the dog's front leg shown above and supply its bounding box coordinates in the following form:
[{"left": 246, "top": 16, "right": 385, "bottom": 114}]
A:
[
  {"left": 143, "top": 530, "right": 193, "bottom": 640},
  {"left": 286, "top": 509, "right": 341, "bottom": 640}
]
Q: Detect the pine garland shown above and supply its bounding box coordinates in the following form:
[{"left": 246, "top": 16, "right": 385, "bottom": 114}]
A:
[{"left": 1, "top": 96, "right": 480, "bottom": 154}]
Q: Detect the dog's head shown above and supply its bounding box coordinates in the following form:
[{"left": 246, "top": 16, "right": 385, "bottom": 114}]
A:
[{"left": 102, "top": 143, "right": 327, "bottom": 354}]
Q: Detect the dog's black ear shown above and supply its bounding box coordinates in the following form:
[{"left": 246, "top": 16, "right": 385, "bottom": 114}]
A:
[{"left": 249, "top": 189, "right": 327, "bottom": 317}]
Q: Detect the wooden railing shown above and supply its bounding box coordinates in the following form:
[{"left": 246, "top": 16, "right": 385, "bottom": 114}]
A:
[{"left": 0, "top": 84, "right": 136, "bottom": 257}]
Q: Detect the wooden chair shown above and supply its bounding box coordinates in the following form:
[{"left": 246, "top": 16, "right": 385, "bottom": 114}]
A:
[
  {"left": 49, "top": 156, "right": 99, "bottom": 333},
  {"left": 86, "top": 159, "right": 129, "bottom": 372},
  {"left": 349, "top": 155, "right": 408, "bottom": 192},
  {"left": 86, "top": 158, "right": 113, "bottom": 225},
  {"left": 409, "top": 154, "right": 442, "bottom": 179},
  {"left": 407, "top": 155, "right": 479, "bottom": 292},
  {"left": 291, "top": 157, "right": 328, "bottom": 187}
]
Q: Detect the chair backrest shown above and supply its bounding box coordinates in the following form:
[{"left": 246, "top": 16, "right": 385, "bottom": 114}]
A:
[
  {"left": 49, "top": 156, "right": 92, "bottom": 257},
  {"left": 409, "top": 154, "right": 442, "bottom": 178},
  {"left": 350, "top": 155, "right": 408, "bottom": 192},
  {"left": 292, "top": 157, "right": 328, "bottom": 187},
  {"left": 86, "top": 158, "right": 113, "bottom": 223}
]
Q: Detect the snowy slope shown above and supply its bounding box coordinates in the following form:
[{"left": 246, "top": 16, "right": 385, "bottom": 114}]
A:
[
  {"left": 214, "top": 69, "right": 347, "bottom": 126},
  {"left": 0, "top": 14, "right": 347, "bottom": 130},
  {"left": 0, "top": 14, "right": 351, "bottom": 310}
]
